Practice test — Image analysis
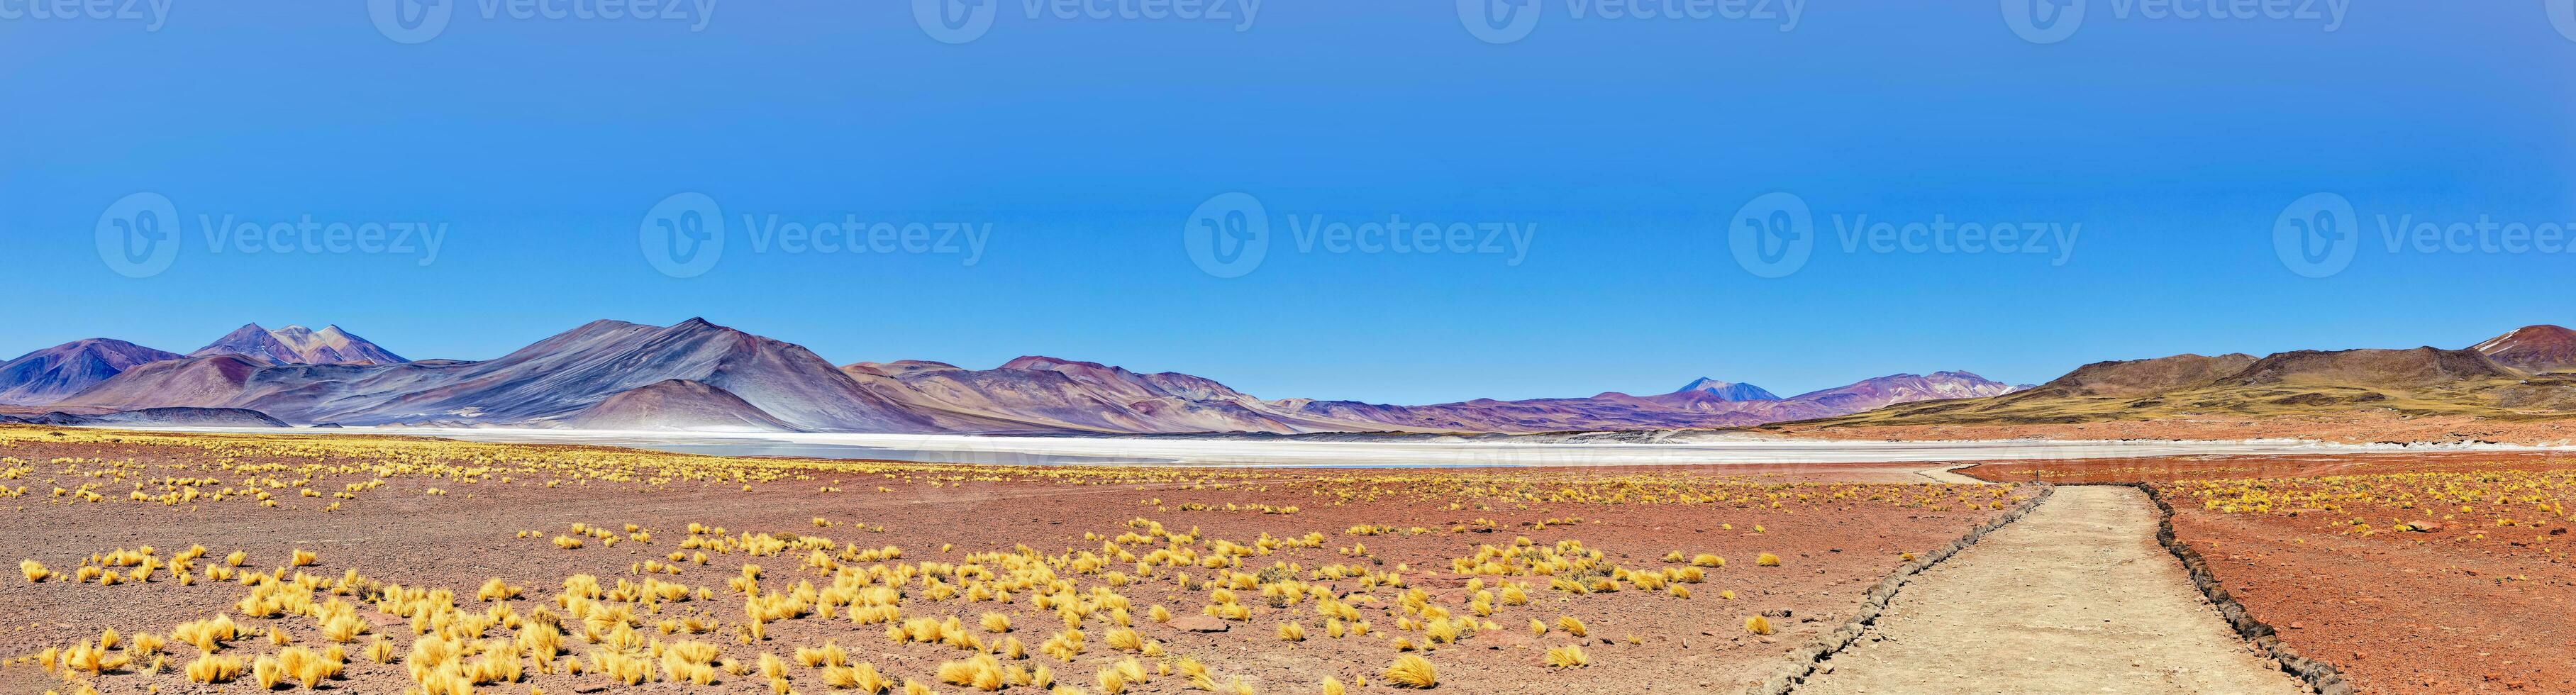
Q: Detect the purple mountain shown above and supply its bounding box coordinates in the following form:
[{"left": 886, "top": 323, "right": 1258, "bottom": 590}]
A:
[
  {"left": 1674, "top": 377, "right": 1781, "bottom": 401},
  {"left": 0, "top": 339, "right": 183, "bottom": 406},
  {"left": 191, "top": 323, "right": 407, "bottom": 365},
  {"left": 66, "top": 318, "right": 945, "bottom": 432}
]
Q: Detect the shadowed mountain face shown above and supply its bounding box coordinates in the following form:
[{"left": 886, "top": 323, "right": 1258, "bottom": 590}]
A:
[
  {"left": 560, "top": 379, "right": 799, "bottom": 433},
  {"left": 192, "top": 324, "right": 407, "bottom": 365},
  {"left": 1797, "top": 325, "right": 2576, "bottom": 429},
  {"left": 0, "top": 339, "right": 182, "bottom": 405},
  {"left": 843, "top": 356, "right": 1395, "bottom": 434},
  {"left": 1, "top": 407, "right": 287, "bottom": 428}
]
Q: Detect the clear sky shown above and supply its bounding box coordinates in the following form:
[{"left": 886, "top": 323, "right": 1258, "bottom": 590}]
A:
[{"left": 3, "top": 2, "right": 2572, "bottom": 404}]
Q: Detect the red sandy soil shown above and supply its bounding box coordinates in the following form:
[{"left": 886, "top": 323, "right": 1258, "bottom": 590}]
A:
[
  {"left": 1963, "top": 454, "right": 2576, "bottom": 694},
  {"left": 1772, "top": 413, "right": 2576, "bottom": 446},
  {"left": 0, "top": 429, "right": 2024, "bottom": 694},
  {"left": 2172, "top": 507, "right": 2576, "bottom": 694}
]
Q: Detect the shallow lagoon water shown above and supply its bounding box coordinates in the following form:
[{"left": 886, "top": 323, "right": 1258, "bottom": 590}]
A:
[{"left": 132, "top": 427, "right": 2571, "bottom": 469}]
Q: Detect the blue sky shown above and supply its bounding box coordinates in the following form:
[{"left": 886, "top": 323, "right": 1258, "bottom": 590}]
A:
[{"left": 3, "top": 2, "right": 2572, "bottom": 404}]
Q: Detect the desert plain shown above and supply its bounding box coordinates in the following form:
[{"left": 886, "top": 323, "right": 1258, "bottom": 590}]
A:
[{"left": 4, "top": 426, "right": 2571, "bottom": 694}]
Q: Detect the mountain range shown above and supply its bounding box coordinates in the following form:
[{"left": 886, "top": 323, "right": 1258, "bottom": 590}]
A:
[
  {"left": 1797, "top": 324, "right": 2576, "bottom": 430},
  {"left": 23, "top": 318, "right": 2572, "bottom": 437},
  {"left": 0, "top": 318, "right": 2025, "bottom": 434},
  {"left": 0, "top": 324, "right": 403, "bottom": 406}
]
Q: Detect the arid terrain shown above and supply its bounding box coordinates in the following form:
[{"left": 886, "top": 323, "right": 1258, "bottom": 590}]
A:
[
  {"left": 0, "top": 427, "right": 2028, "bottom": 695},
  {"left": 15, "top": 424, "right": 2576, "bottom": 694}
]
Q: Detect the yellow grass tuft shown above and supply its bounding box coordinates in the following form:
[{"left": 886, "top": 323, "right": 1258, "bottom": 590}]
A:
[
  {"left": 937, "top": 655, "right": 1009, "bottom": 691},
  {"left": 290, "top": 549, "right": 318, "bottom": 567},
  {"left": 1556, "top": 616, "right": 1587, "bottom": 638},
  {"left": 22, "top": 560, "right": 49, "bottom": 583},
  {"left": 252, "top": 655, "right": 287, "bottom": 689},
  {"left": 477, "top": 578, "right": 521, "bottom": 601},
  {"left": 1545, "top": 645, "right": 1590, "bottom": 669},
  {"left": 826, "top": 662, "right": 894, "bottom": 694},
  {"left": 1745, "top": 615, "right": 1775, "bottom": 635},
  {"left": 1278, "top": 621, "right": 1307, "bottom": 642},
  {"left": 186, "top": 654, "right": 245, "bottom": 684},
  {"left": 1755, "top": 553, "right": 1782, "bottom": 567},
  {"left": 1103, "top": 627, "right": 1142, "bottom": 653},
  {"left": 1382, "top": 655, "right": 1438, "bottom": 689}
]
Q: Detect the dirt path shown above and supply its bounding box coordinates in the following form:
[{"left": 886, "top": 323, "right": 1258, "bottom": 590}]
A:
[
  {"left": 1916, "top": 463, "right": 1986, "bottom": 484},
  {"left": 1796, "top": 486, "right": 2307, "bottom": 695}
]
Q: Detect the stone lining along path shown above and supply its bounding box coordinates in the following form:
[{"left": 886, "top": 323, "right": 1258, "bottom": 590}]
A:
[{"left": 1795, "top": 486, "right": 2308, "bottom": 695}]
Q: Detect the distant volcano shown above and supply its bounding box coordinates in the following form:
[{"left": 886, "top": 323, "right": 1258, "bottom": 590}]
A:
[
  {"left": 1673, "top": 377, "right": 1781, "bottom": 401},
  {"left": 191, "top": 323, "right": 407, "bottom": 365}
]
